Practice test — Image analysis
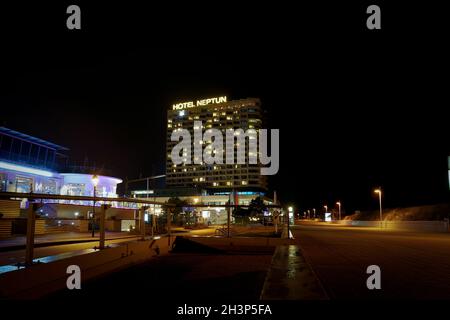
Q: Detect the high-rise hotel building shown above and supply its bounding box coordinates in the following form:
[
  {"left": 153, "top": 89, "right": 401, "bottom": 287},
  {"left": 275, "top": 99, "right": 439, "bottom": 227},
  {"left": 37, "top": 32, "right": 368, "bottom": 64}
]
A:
[{"left": 166, "top": 97, "right": 267, "bottom": 191}]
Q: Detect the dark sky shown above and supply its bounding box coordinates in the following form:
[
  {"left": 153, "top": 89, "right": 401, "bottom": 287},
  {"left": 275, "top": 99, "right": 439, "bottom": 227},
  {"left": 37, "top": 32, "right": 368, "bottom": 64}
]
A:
[{"left": 1, "top": 2, "right": 449, "bottom": 213}]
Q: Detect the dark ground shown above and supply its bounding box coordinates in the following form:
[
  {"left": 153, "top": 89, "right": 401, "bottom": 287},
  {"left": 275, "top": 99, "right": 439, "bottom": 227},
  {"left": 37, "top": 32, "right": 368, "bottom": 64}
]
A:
[
  {"left": 292, "top": 223, "right": 450, "bottom": 299},
  {"left": 48, "top": 252, "right": 273, "bottom": 301}
]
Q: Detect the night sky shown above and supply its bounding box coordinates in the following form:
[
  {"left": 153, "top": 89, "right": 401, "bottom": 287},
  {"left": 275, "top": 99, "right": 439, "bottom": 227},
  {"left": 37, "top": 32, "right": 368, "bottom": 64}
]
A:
[{"left": 1, "top": 2, "right": 449, "bottom": 214}]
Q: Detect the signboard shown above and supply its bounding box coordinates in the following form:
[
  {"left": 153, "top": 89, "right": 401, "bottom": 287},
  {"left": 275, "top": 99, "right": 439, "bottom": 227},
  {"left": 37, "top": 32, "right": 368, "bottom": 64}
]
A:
[
  {"left": 325, "top": 212, "right": 332, "bottom": 222},
  {"left": 172, "top": 96, "right": 227, "bottom": 110}
]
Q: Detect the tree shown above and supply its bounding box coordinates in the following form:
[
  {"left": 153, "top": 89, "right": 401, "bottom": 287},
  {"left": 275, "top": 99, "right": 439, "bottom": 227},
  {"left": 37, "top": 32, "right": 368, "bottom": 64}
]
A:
[
  {"left": 232, "top": 206, "right": 250, "bottom": 224},
  {"left": 248, "top": 196, "right": 266, "bottom": 216},
  {"left": 166, "top": 197, "right": 192, "bottom": 225}
]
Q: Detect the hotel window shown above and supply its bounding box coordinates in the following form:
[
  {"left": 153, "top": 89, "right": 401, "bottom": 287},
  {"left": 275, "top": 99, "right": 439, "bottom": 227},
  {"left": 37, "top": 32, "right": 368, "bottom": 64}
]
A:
[{"left": 15, "top": 176, "right": 33, "bottom": 193}]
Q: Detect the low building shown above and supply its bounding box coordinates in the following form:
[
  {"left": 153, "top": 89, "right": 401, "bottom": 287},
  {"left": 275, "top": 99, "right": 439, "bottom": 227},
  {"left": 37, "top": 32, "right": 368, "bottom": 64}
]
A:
[
  {"left": 129, "top": 187, "right": 275, "bottom": 225},
  {"left": 0, "top": 127, "right": 126, "bottom": 236},
  {"left": 0, "top": 126, "right": 122, "bottom": 201}
]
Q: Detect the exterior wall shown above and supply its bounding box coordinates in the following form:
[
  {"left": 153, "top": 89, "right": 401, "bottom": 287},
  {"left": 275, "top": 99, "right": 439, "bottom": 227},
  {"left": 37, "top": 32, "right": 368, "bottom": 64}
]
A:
[
  {"left": 0, "top": 168, "right": 62, "bottom": 194},
  {"left": 59, "top": 173, "right": 122, "bottom": 198},
  {"left": 34, "top": 219, "right": 46, "bottom": 235},
  {"left": 166, "top": 98, "right": 267, "bottom": 190},
  {"left": 0, "top": 199, "right": 21, "bottom": 218},
  {"left": 0, "top": 236, "right": 176, "bottom": 298},
  {"left": 39, "top": 203, "right": 136, "bottom": 220},
  {"left": 132, "top": 193, "right": 271, "bottom": 206},
  {"left": 105, "top": 220, "right": 121, "bottom": 232},
  {"left": 338, "top": 220, "right": 449, "bottom": 233},
  {"left": 0, "top": 220, "right": 12, "bottom": 237},
  {"left": 0, "top": 166, "right": 122, "bottom": 201}
]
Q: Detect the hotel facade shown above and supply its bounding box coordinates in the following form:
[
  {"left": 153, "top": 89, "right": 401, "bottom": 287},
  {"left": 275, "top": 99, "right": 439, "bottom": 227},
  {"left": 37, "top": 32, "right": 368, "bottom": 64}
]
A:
[{"left": 166, "top": 97, "right": 268, "bottom": 191}]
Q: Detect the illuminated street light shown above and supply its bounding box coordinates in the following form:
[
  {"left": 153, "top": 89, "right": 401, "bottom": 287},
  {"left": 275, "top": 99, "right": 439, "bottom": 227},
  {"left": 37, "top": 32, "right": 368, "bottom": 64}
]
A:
[
  {"left": 324, "top": 205, "right": 328, "bottom": 212},
  {"left": 374, "top": 188, "right": 383, "bottom": 228},
  {"left": 287, "top": 206, "right": 294, "bottom": 239},
  {"left": 336, "top": 201, "right": 341, "bottom": 221},
  {"left": 92, "top": 175, "right": 99, "bottom": 187}
]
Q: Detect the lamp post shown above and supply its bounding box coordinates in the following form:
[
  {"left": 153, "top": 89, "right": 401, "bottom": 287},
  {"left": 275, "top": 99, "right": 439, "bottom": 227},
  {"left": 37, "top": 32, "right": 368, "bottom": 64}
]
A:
[
  {"left": 313, "top": 208, "right": 316, "bottom": 219},
  {"left": 336, "top": 201, "right": 341, "bottom": 221},
  {"left": 287, "top": 206, "right": 293, "bottom": 239},
  {"left": 374, "top": 188, "right": 383, "bottom": 228},
  {"left": 91, "top": 175, "right": 99, "bottom": 237}
]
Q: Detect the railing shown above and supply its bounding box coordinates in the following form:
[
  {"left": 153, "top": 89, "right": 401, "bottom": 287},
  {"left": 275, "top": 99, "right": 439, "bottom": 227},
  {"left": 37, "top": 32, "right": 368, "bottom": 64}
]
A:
[{"left": 0, "top": 191, "right": 284, "bottom": 267}]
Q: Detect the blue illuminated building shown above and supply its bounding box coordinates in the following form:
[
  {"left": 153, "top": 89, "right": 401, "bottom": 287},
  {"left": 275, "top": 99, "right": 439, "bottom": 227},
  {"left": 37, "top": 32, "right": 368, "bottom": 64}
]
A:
[{"left": 0, "top": 127, "right": 122, "bottom": 198}]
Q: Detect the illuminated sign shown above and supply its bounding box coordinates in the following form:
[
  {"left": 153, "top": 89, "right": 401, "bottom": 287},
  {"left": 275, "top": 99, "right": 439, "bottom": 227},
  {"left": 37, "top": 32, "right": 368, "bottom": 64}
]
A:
[{"left": 172, "top": 96, "right": 227, "bottom": 110}]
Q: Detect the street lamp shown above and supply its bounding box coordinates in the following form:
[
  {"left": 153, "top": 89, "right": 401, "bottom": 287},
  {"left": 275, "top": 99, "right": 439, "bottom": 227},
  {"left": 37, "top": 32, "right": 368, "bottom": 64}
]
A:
[
  {"left": 324, "top": 205, "right": 328, "bottom": 212},
  {"left": 336, "top": 201, "right": 341, "bottom": 221},
  {"left": 374, "top": 188, "right": 383, "bottom": 228},
  {"left": 91, "top": 175, "right": 99, "bottom": 237},
  {"left": 287, "top": 206, "right": 294, "bottom": 239},
  {"left": 313, "top": 208, "right": 316, "bottom": 219}
]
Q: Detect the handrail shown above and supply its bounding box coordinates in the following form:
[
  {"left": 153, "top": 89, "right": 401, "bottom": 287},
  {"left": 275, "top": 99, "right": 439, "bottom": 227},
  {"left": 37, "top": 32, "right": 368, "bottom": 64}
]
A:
[{"left": 0, "top": 191, "right": 284, "bottom": 208}]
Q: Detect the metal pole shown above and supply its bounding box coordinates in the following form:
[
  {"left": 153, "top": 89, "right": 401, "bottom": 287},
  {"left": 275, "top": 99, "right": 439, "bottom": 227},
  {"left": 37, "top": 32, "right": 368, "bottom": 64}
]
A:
[
  {"left": 25, "top": 203, "right": 37, "bottom": 266},
  {"left": 152, "top": 214, "right": 155, "bottom": 237},
  {"left": 92, "top": 186, "right": 96, "bottom": 237},
  {"left": 227, "top": 206, "right": 231, "bottom": 238},
  {"left": 167, "top": 207, "right": 172, "bottom": 246},
  {"left": 274, "top": 211, "right": 278, "bottom": 234},
  {"left": 287, "top": 209, "right": 290, "bottom": 239},
  {"left": 140, "top": 206, "right": 147, "bottom": 240},
  {"left": 152, "top": 195, "right": 155, "bottom": 237},
  {"left": 379, "top": 191, "right": 383, "bottom": 229},
  {"left": 99, "top": 204, "right": 109, "bottom": 249}
]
